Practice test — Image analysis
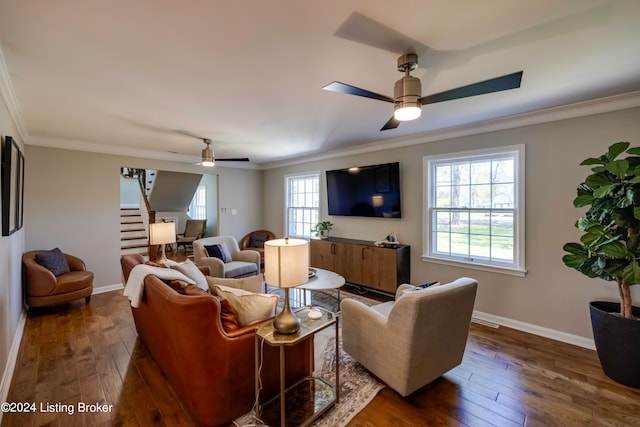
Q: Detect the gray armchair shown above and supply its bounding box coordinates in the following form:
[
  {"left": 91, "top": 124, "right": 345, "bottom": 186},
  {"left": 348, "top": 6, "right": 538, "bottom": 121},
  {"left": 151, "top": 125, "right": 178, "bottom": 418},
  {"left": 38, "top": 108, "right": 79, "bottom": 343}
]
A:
[
  {"left": 340, "top": 277, "right": 478, "bottom": 396},
  {"left": 193, "top": 236, "right": 260, "bottom": 278}
]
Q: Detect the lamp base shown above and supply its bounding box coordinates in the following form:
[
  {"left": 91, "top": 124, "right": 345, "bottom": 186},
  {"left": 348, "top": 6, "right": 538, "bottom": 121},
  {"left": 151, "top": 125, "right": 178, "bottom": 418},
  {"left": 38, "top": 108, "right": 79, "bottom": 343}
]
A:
[
  {"left": 156, "top": 244, "right": 169, "bottom": 265},
  {"left": 274, "top": 288, "right": 301, "bottom": 334}
]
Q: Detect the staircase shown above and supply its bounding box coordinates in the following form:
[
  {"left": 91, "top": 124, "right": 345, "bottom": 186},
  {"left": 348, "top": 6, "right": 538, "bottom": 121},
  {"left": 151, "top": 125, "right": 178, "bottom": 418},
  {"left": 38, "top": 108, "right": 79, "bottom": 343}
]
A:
[{"left": 120, "top": 208, "right": 148, "bottom": 256}]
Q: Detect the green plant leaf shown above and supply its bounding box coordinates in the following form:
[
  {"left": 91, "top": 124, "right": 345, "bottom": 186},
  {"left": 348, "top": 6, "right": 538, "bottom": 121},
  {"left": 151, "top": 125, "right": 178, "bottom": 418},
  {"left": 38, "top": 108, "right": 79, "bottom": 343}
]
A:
[
  {"left": 593, "top": 183, "right": 617, "bottom": 198},
  {"left": 585, "top": 173, "right": 618, "bottom": 189},
  {"left": 579, "top": 225, "right": 609, "bottom": 247},
  {"left": 633, "top": 207, "right": 640, "bottom": 220},
  {"left": 598, "top": 241, "right": 628, "bottom": 258},
  {"left": 605, "top": 159, "right": 629, "bottom": 180},
  {"left": 573, "top": 194, "right": 594, "bottom": 207},
  {"left": 627, "top": 175, "right": 640, "bottom": 184},
  {"left": 580, "top": 157, "right": 606, "bottom": 166},
  {"left": 625, "top": 145, "right": 640, "bottom": 155},
  {"left": 607, "top": 141, "right": 630, "bottom": 160},
  {"left": 622, "top": 260, "right": 640, "bottom": 284},
  {"left": 563, "top": 242, "right": 587, "bottom": 255},
  {"left": 562, "top": 253, "right": 587, "bottom": 269}
]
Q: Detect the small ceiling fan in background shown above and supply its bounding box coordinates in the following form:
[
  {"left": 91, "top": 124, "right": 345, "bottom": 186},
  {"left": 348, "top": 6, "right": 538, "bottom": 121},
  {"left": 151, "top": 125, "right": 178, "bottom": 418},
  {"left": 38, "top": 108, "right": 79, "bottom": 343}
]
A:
[
  {"left": 323, "top": 53, "right": 523, "bottom": 131},
  {"left": 174, "top": 130, "right": 250, "bottom": 166}
]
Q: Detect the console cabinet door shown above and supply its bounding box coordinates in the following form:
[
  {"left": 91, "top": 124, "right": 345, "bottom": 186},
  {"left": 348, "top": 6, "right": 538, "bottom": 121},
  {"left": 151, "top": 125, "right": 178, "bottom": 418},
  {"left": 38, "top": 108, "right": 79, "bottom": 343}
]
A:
[
  {"left": 362, "top": 246, "right": 397, "bottom": 293},
  {"left": 310, "top": 239, "right": 334, "bottom": 271},
  {"left": 334, "top": 243, "right": 363, "bottom": 285}
]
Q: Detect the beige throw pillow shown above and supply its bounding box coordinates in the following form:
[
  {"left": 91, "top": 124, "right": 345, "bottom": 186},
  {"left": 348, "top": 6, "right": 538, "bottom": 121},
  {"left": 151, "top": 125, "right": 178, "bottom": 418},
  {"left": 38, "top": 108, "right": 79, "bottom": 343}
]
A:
[
  {"left": 170, "top": 259, "right": 209, "bottom": 291},
  {"left": 206, "top": 275, "right": 263, "bottom": 294},
  {"left": 214, "top": 285, "right": 279, "bottom": 327}
]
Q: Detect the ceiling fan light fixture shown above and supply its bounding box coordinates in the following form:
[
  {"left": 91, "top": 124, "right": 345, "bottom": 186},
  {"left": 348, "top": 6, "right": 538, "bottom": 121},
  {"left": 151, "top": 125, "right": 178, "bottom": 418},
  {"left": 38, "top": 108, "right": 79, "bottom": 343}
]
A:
[
  {"left": 393, "top": 75, "right": 422, "bottom": 121},
  {"left": 201, "top": 141, "right": 215, "bottom": 167}
]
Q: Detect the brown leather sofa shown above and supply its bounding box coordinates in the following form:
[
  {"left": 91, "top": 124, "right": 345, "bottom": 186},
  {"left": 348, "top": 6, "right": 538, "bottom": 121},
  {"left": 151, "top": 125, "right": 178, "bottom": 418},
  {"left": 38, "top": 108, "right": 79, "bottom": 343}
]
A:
[
  {"left": 120, "top": 254, "right": 312, "bottom": 427},
  {"left": 22, "top": 250, "right": 93, "bottom": 307}
]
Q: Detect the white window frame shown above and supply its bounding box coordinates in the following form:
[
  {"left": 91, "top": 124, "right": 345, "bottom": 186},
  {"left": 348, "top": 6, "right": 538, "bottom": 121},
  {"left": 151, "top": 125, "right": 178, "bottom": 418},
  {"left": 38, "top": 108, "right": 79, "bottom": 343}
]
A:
[
  {"left": 285, "top": 172, "right": 320, "bottom": 239},
  {"left": 422, "top": 145, "right": 526, "bottom": 276},
  {"left": 189, "top": 184, "right": 207, "bottom": 220}
]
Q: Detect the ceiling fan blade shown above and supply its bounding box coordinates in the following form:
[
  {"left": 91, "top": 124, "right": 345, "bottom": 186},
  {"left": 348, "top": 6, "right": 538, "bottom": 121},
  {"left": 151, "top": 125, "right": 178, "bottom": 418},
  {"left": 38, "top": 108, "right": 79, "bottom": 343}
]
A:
[
  {"left": 380, "top": 116, "right": 401, "bottom": 131},
  {"left": 215, "top": 158, "right": 250, "bottom": 162},
  {"left": 174, "top": 129, "right": 207, "bottom": 140},
  {"left": 420, "top": 71, "right": 523, "bottom": 105},
  {"left": 334, "top": 12, "right": 429, "bottom": 55},
  {"left": 323, "top": 81, "right": 394, "bottom": 103}
]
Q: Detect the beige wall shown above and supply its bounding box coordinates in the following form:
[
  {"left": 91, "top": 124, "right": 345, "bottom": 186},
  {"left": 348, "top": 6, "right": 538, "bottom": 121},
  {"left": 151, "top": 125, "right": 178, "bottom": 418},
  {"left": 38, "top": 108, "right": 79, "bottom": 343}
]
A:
[
  {"left": 0, "top": 94, "right": 25, "bottom": 402},
  {"left": 263, "top": 107, "right": 640, "bottom": 341},
  {"left": 24, "top": 147, "right": 263, "bottom": 287}
]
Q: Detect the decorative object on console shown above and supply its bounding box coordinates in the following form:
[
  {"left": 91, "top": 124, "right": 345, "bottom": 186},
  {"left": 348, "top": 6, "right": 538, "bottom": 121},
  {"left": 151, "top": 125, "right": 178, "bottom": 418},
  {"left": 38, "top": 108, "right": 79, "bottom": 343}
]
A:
[
  {"left": 312, "top": 221, "right": 333, "bottom": 239},
  {"left": 149, "top": 222, "right": 176, "bottom": 264},
  {"left": 264, "top": 237, "right": 309, "bottom": 334}
]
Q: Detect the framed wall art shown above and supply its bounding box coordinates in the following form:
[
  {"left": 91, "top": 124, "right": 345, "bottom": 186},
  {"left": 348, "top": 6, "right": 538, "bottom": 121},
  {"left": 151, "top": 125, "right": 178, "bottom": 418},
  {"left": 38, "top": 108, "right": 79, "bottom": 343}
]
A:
[{"left": 2, "top": 136, "right": 24, "bottom": 236}]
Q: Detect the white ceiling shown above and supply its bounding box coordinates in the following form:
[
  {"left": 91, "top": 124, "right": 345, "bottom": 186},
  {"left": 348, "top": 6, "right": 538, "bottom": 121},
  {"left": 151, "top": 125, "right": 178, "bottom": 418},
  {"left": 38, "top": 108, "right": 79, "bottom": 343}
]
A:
[{"left": 1, "top": 0, "right": 639, "bottom": 167}]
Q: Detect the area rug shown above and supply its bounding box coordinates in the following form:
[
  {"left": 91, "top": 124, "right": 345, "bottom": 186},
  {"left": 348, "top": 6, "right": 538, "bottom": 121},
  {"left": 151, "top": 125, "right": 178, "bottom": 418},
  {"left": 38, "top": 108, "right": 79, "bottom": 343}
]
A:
[{"left": 309, "top": 332, "right": 384, "bottom": 427}]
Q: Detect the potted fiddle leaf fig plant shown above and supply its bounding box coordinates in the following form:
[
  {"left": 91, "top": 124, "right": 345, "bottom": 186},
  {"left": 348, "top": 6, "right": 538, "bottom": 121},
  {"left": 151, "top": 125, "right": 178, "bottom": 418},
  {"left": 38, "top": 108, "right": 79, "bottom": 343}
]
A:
[
  {"left": 311, "top": 221, "right": 333, "bottom": 239},
  {"left": 563, "top": 141, "right": 640, "bottom": 388}
]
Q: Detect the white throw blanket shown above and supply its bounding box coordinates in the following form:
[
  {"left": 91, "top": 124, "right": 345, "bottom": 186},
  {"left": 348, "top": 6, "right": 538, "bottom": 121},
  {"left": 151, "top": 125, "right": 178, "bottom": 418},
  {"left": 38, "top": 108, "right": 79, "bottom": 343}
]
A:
[{"left": 123, "top": 264, "right": 195, "bottom": 308}]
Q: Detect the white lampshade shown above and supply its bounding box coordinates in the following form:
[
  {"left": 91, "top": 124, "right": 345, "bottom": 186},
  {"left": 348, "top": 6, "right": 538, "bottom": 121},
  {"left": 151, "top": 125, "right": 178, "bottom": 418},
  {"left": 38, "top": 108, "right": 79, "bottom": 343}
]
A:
[
  {"left": 264, "top": 238, "right": 309, "bottom": 288},
  {"left": 149, "top": 222, "right": 176, "bottom": 245}
]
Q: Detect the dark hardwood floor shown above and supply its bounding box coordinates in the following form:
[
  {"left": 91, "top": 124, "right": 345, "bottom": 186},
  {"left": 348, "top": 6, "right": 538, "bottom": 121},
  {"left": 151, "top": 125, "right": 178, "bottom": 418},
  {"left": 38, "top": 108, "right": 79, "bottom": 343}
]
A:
[{"left": 3, "top": 290, "right": 640, "bottom": 426}]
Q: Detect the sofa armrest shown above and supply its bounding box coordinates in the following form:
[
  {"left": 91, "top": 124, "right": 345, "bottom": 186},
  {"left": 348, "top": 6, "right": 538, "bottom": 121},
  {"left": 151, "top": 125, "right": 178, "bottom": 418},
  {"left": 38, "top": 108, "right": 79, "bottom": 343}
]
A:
[
  {"left": 196, "top": 257, "right": 225, "bottom": 277},
  {"left": 65, "top": 254, "right": 86, "bottom": 272},
  {"left": 340, "top": 298, "right": 389, "bottom": 363},
  {"left": 22, "top": 256, "right": 57, "bottom": 296},
  {"left": 234, "top": 249, "right": 260, "bottom": 265}
]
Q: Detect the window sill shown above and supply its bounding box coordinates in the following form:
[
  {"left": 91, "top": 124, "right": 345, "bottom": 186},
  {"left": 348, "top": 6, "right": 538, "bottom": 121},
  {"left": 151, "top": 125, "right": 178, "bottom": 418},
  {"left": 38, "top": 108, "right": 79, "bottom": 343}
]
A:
[{"left": 421, "top": 256, "right": 527, "bottom": 277}]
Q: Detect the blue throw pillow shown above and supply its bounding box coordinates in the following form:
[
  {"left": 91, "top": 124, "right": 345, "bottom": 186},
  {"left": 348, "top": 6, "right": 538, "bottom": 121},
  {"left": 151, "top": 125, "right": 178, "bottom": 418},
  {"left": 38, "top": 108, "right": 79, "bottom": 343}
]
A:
[
  {"left": 204, "top": 243, "right": 232, "bottom": 262},
  {"left": 35, "top": 248, "right": 71, "bottom": 276}
]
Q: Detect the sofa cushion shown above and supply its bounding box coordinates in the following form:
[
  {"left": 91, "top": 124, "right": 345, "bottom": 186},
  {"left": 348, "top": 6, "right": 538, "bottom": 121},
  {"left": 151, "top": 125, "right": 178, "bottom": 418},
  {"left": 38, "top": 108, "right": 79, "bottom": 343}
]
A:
[
  {"left": 218, "top": 298, "right": 241, "bottom": 332},
  {"left": 204, "top": 243, "right": 232, "bottom": 263},
  {"left": 224, "top": 261, "right": 258, "bottom": 278},
  {"left": 214, "top": 285, "right": 278, "bottom": 327},
  {"left": 206, "top": 275, "right": 263, "bottom": 294},
  {"left": 35, "top": 248, "right": 71, "bottom": 276},
  {"left": 169, "top": 259, "right": 209, "bottom": 291}
]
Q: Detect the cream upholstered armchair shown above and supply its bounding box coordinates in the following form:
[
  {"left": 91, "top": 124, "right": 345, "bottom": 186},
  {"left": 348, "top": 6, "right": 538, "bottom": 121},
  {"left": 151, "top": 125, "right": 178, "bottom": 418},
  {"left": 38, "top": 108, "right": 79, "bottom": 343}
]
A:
[
  {"left": 193, "top": 236, "right": 260, "bottom": 278},
  {"left": 340, "top": 277, "right": 478, "bottom": 397}
]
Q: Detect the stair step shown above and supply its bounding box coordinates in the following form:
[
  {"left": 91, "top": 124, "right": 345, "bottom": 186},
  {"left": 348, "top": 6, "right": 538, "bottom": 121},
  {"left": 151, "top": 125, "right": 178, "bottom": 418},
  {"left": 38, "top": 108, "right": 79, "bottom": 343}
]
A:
[
  {"left": 121, "top": 238, "right": 148, "bottom": 247},
  {"left": 121, "top": 217, "right": 143, "bottom": 224},
  {"left": 121, "top": 247, "right": 149, "bottom": 256},
  {"left": 121, "top": 223, "right": 145, "bottom": 231},
  {"left": 121, "top": 229, "right": 146, "bottom": 237},
  {"left": 121, "top": 243, "right": 149, "bottom": 250}
]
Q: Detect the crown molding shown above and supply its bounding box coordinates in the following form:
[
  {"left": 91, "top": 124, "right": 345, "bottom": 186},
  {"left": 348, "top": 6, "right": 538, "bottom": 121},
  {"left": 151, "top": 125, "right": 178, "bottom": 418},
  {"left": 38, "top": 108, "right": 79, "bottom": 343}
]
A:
[
  {"left": 261, "top": 90, "right": 640, "bottom": 170},
  {"left": 27, "top": 136, "right": 260, "bottom": 170},
  {"left": 0, "top": 44, "right": 28, "bottom": 143}
]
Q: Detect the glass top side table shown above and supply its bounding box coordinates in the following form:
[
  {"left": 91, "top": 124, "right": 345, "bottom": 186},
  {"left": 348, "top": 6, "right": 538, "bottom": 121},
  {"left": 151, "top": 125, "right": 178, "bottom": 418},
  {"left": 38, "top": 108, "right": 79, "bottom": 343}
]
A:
[{"left": 255, "top": 306, "right": 339, "bottom": 427}]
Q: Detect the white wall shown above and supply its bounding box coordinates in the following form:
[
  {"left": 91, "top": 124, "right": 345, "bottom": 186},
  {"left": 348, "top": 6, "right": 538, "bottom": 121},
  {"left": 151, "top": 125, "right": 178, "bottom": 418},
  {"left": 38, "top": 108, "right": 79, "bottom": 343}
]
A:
[
  {"left": 24, "top": 147, "right": 263, "bottom": 288},
  {"left": 263, "top": 107, "right": 640, "bottom": 342},
  {"left": 0, "top": 87, "right": 26, "bottom": 404}
]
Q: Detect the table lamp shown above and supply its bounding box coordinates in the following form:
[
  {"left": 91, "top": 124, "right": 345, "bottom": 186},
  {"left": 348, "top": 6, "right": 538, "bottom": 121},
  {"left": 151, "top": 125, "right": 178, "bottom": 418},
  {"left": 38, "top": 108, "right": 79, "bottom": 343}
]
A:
[
  {"left": 264, "top": 237, "right": 309, "bottom": 334},
  {"left": 149, "top": 222, "right": 176, "bottom": 264}
]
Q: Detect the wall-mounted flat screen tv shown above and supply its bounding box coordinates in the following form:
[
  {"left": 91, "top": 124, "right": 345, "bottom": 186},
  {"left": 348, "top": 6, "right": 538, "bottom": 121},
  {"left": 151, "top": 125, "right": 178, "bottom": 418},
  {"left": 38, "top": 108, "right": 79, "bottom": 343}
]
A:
[{"left": 326, "top": 162, "right": 401, "bottom": 218}]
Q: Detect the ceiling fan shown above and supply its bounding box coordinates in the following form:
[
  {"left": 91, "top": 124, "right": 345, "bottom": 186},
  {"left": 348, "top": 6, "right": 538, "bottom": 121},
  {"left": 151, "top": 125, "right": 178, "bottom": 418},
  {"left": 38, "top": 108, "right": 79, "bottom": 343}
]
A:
[
  {"left": 323, "top": 53, "right": 523, "bottom": 131},
  {"left": 175, "top": 130, "right": 250, "bottom": 166}
]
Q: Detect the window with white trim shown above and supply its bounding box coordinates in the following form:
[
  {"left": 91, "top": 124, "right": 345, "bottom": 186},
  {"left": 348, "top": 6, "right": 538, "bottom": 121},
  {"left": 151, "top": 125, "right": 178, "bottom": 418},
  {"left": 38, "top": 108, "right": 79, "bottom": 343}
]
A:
[
  {"left": 423, "top": 145, "right": 525, "bottom": 274},
  {"left": 286, "top": 172, "right": 320, "bottom": 239},
  {"left": 189, "top": 185, "right": 207, "bottom": 220}
]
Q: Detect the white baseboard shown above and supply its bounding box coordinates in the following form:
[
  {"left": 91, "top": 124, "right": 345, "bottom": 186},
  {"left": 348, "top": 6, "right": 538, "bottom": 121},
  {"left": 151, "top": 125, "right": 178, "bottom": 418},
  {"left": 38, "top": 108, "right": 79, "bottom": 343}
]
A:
[
  {"left": 93, "top": 283, "right": 124, "bottom": 295},
  {"left": 0, "top": 309, "right": 27, "bottom": 424},
  {"left": 473, "top": 310, "right": 595, "bottom": 350}
]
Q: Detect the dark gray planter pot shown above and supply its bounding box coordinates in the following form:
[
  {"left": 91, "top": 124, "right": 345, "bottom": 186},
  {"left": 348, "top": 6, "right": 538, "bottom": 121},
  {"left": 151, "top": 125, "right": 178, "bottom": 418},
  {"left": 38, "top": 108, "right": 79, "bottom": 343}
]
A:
[{"left": 589, "top": 301, "right": 640, "bottom": 388}]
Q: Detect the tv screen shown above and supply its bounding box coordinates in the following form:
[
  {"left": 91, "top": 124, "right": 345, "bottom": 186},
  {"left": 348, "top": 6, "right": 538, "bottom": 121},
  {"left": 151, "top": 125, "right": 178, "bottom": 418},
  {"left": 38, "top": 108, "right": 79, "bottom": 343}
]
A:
[{"left": 326, "top": 162, "right": 401, "bottom": 218}]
